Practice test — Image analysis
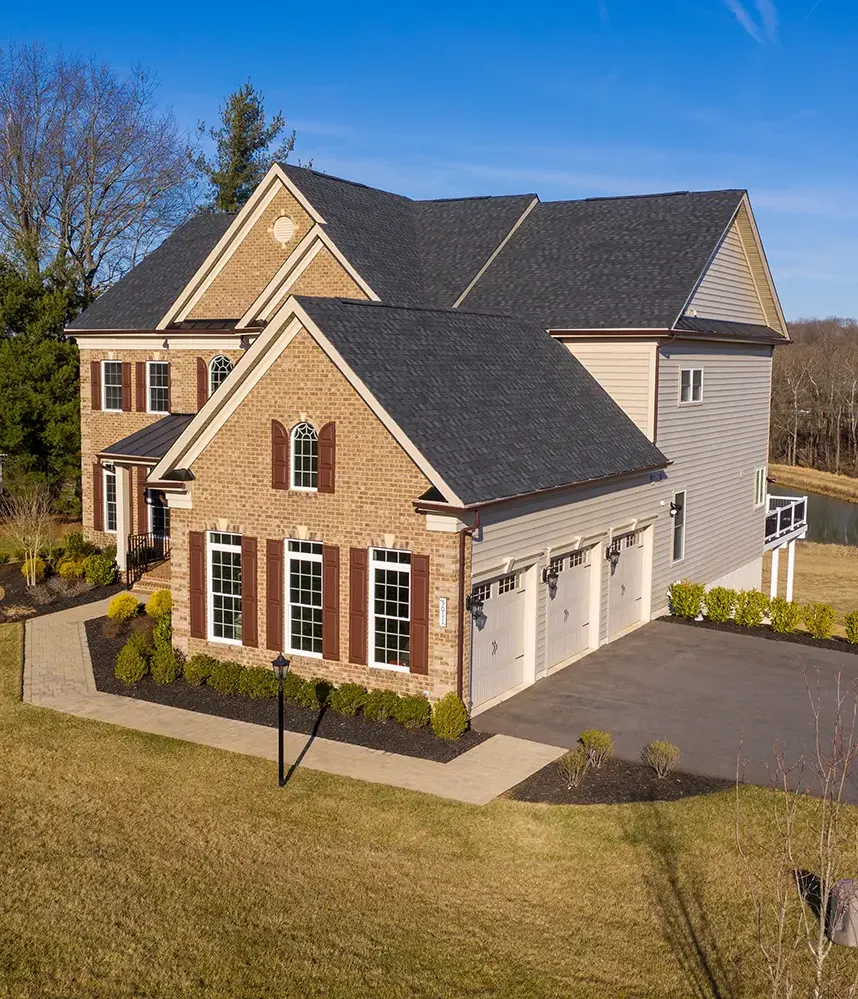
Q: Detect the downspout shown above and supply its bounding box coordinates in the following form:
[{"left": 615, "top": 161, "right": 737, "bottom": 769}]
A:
[{"left": 456, "top": 509, "right": 481, "bottom": 702}]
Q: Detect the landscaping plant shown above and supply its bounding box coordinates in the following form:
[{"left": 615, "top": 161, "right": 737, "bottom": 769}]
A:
[
  {"left": 431, "top": 692, "right": 469, "bottom": 740},
  {"left": 114, "top": 632, "right": 153, "bottom": 684},
  {"left": 20, "top": 557, "right": 46, "bottom": 585},
  {"left": 641, "top": 740, "right": 680, "bottom": 778},
  {"left": 207, "top": 660, "right": 243, "bottom": 695},
  {"left": 58, "top": 560, "right": 85, "bottom": 580},
  {"left": 363, "top": 689, "right": 401, "bottom": 723},
  {"left": 846, "top": 611, "right": 858, "bottom": 645},
  {"left": 150, "top": 643, "right": 182, "bottom": 685},
  {"left": 292, "top": 676, "right": 332, "bottom": 710},
  {"left": 734, "top": 590, "right": 769, "bottom": 628},
  {"left": 184, "top": 653, "right": 217, "bottom": 687},
  {"left": 83, "top": 554, "right": 117, "bottom": 587},
  {"left": 329, "top": 682, "right": 368, "bottom": 717},
  {"left": 394, "top": 694, "right": 431, "bottom": 730},
  {"left": 237, "top": 667, "right": 278, "bottom": 699},
  {"left": 668, "top": 580, "right": 706, "bottom": 620},
  {"left": 557, "top": 746, "right": 589, "bottom": 789},
  {"left": 579, "top": 729, "right": 614, "bottom": 768},
  {"left": 107, "top": 592, "right": 140, "bottom": 622},
  {"left": 802, "top": 602, "right": 836, "bottom": 641},
  {"left": 704, "top": 586, "right": 736, "bottom": 623},
  {"left": 153, "top": 612, "right": 172, "bottom": 648},
  {"left": 769, "top": 597, "right": 802, "bottom": 635},
  {"left": 145, "top": 589, "right": 172, "bottom": 620}
]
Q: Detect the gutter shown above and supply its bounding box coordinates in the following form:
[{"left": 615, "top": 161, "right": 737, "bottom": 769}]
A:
[{"left": 457, "top": 509, "right": 481, "bottom": 702}]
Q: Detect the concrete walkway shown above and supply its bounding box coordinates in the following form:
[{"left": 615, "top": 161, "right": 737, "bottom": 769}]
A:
[{"left": 22, "top": 598, "right": 564, "bottom": 806}]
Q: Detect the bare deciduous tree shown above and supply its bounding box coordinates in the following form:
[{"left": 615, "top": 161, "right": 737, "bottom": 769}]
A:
[{"left": 1, "top": 484, "right": 57, "bottom": 584}]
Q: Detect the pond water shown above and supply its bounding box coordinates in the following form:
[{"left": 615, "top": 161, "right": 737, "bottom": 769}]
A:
[{"left": 774, "top": 486, "right": 858, "bottom": 546}]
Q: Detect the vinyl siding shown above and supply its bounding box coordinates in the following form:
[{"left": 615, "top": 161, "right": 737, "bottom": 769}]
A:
[
  {"left": 734, "top": 202, "right": 786, "bottom": 334},
  {"left": 564, "top": 340, "right": 657, "bottom": 438},
  {"left": 685, "top": 222, "right": 767, "bottom": 325}
]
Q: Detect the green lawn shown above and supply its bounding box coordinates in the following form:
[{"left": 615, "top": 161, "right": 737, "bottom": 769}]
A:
[{"left": 1, "top": 622, "right": 856, "bottom": 998}]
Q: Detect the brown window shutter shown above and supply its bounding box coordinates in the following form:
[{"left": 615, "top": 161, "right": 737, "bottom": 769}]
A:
[
  {"left": 135, "top": 362, "right": 146, "bottom": 412},
  {"left": 121, "top": 362, "right": 132, "bottom": 412},
  {"left": 322, "top": 545, "right": 340, "bottom": 661},
  {"left": 318, "top": 422, "right": 336, "bottom": 494},
  {"left": 349, "top": 548, "right": 368, "bottom": 665},
  {"left": 90, "top": 361, "right": 101, "bottom": 412},
  {"left": 136, "top": 467, "right": 148, "bottom": 534},
  {"left": 196, "top": 357, "right": 207, "bottom": 411},
  {"left": 410, "top": 554, "right": 430, "bottom": 675},
  {"left": 241, "top": 536, "right": 258, "bottom": 648},
  {"left": 266, "top": 539, "right": 284, "bottom": 650},
  {"left": 271, "top": 420, "right": 289, "bottom": 490},
  {"left": 166, "top": 362, "right": 172, "bottom": 413},
  {"left": 189, "top": 531, "right": 206, "bottom": 639},
  {"left": 92, "top": 463, "right": 104, "bottom": 532}
]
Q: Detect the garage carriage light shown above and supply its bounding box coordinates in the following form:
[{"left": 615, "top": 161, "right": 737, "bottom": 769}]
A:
[
  {"left": 606, "top": 545, "right": 621, "bottom": 570},
  {"left": 465, "top": 593, "right": 485, "bottom": 619},
  {"left": 542, "top": 563, "right": 560, "bottom": 593}
]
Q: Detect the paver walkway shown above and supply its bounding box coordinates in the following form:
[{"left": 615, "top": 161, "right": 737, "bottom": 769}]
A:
[{"left": 22, "top": 598, "right": 564, "bottom": 806}]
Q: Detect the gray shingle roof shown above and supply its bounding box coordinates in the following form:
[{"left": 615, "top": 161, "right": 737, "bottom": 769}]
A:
[
  {"left": 674, "top": 316, "right": 787, "bottom": 343},
  {"left": 296, "top": 297, "right": 668, "bottom": 506},
  {"left": 68, "top": 213, "right": 235, "bottom": 331},
  {"left": 101, "top": 414, "right": 195, "bottom": 459}
]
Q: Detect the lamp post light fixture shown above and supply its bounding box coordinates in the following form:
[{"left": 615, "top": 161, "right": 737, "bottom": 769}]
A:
[{"left": 271, "top": 653, "right": 291, "bottom": 786}]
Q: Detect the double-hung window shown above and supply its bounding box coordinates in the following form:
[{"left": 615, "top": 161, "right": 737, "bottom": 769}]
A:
[
  {"left": 754, "top": 467, "right": 766, "bottom": 508},
  {"left": 103, "top": 462, "right": 117, "bottom": 533},
  {"left": 286, "top": 541, "right": 323, "bottom": 656},
  {"left": 679, "top": 368, "right": 703, "bottom": 404},
  {"left": 147, "top": 361, "right": 169, "bottom": 414},
  {"left": 102, "top": 360, "right": 123, "bottom": 411},
  {"left": 371, "top": 548, "right": 411, "bottom": 670},
  {"left": 291, "top": 423, "right": 318, "bottom": 490},
  {"left": 671, "top": 490, "right": 686, "bottom": 563},
  {"left": 208, "top": 532, "right": 242, "bottom": 643}
]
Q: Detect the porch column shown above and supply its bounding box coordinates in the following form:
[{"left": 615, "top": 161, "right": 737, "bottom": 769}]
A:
[
  {"left": 786, "top": 540, "right": 796, "bottom": 603},
  {"left": 769, "top": 545, "right": 780, "bottom": 600},
  {"left": 115, "top": 463, "right": 132, "bottom": 572}
]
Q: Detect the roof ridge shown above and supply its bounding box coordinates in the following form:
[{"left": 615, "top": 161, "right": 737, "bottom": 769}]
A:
[
  {"left": 545, "top": 188, "right": 746, "bottom": 205},
  {"left": 416, "top": 193, "right": 537, "bottom": 205},
  {"left": 278, "top": 163, "right": 412, "bottom": 202}
]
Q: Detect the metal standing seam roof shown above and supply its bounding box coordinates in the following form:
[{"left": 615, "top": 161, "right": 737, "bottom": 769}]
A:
[{"left": 100, "top": 414, "right": 196, "bottom": 460}]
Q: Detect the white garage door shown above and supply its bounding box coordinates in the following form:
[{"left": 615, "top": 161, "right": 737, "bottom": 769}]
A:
[
  {"left": 470, "top": 573, "right": 526, "bottom": 709},
  {"left": 546, "top": 549, "right": 591, "bottom": 669},
  {"left": 607, "top": 531, "right": 644, "bottom": 639}
]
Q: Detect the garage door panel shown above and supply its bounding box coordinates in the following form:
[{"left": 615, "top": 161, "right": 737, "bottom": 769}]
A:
[
  {"left": 546, "top": 550, "right": 591, "bottom": 668},
  {"left": 608, "top": 532, "right": 644, "bottom": 639},
  {"left": 471, "top": 573, "right": 526, "bottom": 708}
]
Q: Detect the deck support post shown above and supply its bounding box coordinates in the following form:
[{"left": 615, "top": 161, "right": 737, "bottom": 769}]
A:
[
  {"left": 786, "top": 540, "right": 796, "bottom": 603},
  {"left": 770, "top": 545, "right": 780, "bottom": 600}
]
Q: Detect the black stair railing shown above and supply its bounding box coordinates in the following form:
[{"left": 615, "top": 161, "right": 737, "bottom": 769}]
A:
[{"left": 125, "top": 532, "right": 171, "bottom": 588}]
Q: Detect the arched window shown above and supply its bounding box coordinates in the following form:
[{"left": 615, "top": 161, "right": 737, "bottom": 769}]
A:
[
  {"left": 209, "top": 355, "right": 233, "bottom": 396},
  {"left": 291, "top": 422, "right": 318, "bottom": 490}
]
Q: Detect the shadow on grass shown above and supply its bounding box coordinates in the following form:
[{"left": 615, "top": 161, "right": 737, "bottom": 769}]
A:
[{"left": 282, "top": 705, "right": 327, "bottom": 787}]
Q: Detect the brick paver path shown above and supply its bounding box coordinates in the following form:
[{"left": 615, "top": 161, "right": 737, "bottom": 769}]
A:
[{"left": 22, "top": 598, "right": 564, "bottom": 805}]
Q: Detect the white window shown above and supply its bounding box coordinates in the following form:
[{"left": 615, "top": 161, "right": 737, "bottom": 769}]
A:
[
  {"left": 208, "top": 532, "right": 242, "bottom": 644},
  {"left": 370, "top": 548, "right": 411, "bottom": 670},
  {"left": 291, "top": 423, "right": 318, "bottom": 491},
  {"left": 103, "top": 462, "right": 117, "bottom": 533},
  {"left": 147, "top": 489, "right": 170, "bottom": 538},
  {"left": 209, "top": 355, "right": 233, "bottom": 396},
  {"left": 679, "top": 368, "right": 703, "bottom": 404},
  {"left": 286, "top": 540, "right": 323, "bottom": 656},
  {"left": 754, "top": 467, "right": 766, "bottom": 508},
  {"left": 147, "top": 361, "right": 169, "bottom": 414},
  {"left": 498, "top": 573, "right": 516, "bottom": 595},
  {"left": 102, "top": 360, "right": 123, "bottom": 411},
  {"left": 671, "top": 490, "right": 686, "bottom": 563}
]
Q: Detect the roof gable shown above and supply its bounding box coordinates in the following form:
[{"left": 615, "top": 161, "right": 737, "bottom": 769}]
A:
[{"left": 682, "top": 216, "right": 766, "bottom": 325}]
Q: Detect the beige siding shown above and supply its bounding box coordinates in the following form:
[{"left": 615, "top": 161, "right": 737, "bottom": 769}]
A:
[
  {"left": 685, "top": 222, "right": 766, "bottom": 325},
  {"left": 734, "top": 201, "right": 787, "bottom": 334},
  {"left": 564, "top": 340, "right": 657, "bottom": 438}
]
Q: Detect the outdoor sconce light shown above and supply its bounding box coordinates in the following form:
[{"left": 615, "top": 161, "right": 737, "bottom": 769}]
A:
[
  {"left": 465, "top": 594, "right": 484, "bottom": 620},
  {"left": 271, "top": 653, "right": 291, "bottom": 787},
  {"left": 669, "top": 501, "right": 680, "bottom": 518},
  {"left": 542, "top": 563, "right": 559, "bottom": 593},
  {"left": 606, "top": 546, "right": 620, "bottom": 570}
]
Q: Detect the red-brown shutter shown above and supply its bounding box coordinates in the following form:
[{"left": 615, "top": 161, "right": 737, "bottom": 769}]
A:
[
  {"left": 90, "top": 361, "right": 101, "bottom": 412},
  {"left": 92, "top": 463, "right": 104, "bottom": 531},
  {"left": 410, "top": 554, "right": 430, "bottom": 675},
  {"left": 241, "top": 536, "right": 258, "bottom": 648},
  {"left": 166, "top": 361, "right": 172, "bottom": 413},
  {"left": 322, "top": 545, "right": 340, "bottom": 661},
  {"left": 318, "top": 422, "right": 336, "bottom": 494},
  {"left": 349, "top": 548, "right": 368, "bottom": 665},
  {"left": 271, "top": 420, "right": 289, "bottom": 490},
  {"left": 196, "top": 357, "right": 207, "bottom": 411},
  {"left": 136, "top": 467, "right": 148, "bottom": 534},
  {"left": 135, "top": 362, "right": 146, "bottom": 412},
  {"left": 266, "top": 539, "right": 284, "bottom": 651},
  {"left": 121, "top": 362, "right": 132, "bottom": 412},
  {"left": 189, "top": 531, "right": 206, "bottom": 639}
]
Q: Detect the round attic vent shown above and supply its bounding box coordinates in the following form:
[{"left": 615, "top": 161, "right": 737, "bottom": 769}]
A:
[{"left": 272, "top": 216, "right": 296, "bottom": 244}]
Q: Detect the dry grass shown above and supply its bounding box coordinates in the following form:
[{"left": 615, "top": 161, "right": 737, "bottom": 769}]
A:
[
  {"left": 764, "top": 541, "right": 858, "bottom": 632},
  {"left": 770, "top": 463, "right": 858, "bottom": 503},
  {"left": 1, "top": 622, "right": 857, "bottom": 998}
]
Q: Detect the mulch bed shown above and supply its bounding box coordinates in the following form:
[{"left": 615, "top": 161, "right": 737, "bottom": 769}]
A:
[
  {"left": 662, "top": 614, "right": 858, "bottom": 655},
  {"left": 0, "top": 562, "right": 123, "bottom": 624},
  {"left": 85, "top": 616, "right": 488, "bottom": 763},
  {"left": 507, "top": 756, "right": 734, "bottom": 805}
]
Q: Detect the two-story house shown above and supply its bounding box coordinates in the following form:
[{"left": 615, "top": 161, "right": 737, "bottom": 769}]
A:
[{"left": 68, "top": 164, "right": 791, "bottom": 713}]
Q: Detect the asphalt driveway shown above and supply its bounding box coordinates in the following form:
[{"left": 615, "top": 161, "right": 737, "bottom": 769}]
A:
[{"left": 473, "top": 619, "right": 858, "bottom": 791}]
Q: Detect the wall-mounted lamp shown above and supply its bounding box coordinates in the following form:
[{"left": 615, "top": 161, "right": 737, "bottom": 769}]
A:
[
  {"left": 239, "top": 334, "right": 251, "bottom": 351},
  {"left": 162, "top": 338, "right": 169, "bottom": 350},
  {"left": 465, "top": 593, "right": 484, "bottom": 620},
  {"left": 669, "top": 501, "right": 680, "bottom": 518},
  {"left": 606, "top": 546, "right": 620, "bottom": 570},
  {"left": 542, "top": 563, "right": 560, "bottom": 594}
]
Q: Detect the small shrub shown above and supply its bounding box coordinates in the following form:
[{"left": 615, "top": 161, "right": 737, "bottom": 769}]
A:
[
  {"left": 803, "top": 602, "right": 836, "bottom": 641},
  {"left": 150, "top": 644, "right": 182, "bottom": 685},
  {"left": 431, "top": 693, "right": 469, "bottom": 740},
  {"left": 292, "top": 676, "right": 333, "bottom": 710},
  {"left": 238, "top": 667, "right": 278, "bottom": 699},
  {"left": 145, "top": 589, "right": 172, "bottom": 620},
  {"left": 705, "top": 586, "right": 736, "bottom": 623},
  {"left": 557, "top": 746, "right": 590, "bottom": 789},
  {"left": 184, "top": 653, "right": 218, "bottom": 687},
  {"left": 642, "top": 739, "right": 681, "bottom": 778},
  {"left": 58, "top": 560, "right": 85, "bottom": 580},
  {"left": 153, "top": 611, "right": 172, "bottom": 648},
  {"left": 46, "top": 543, "right": 66, "bottom": 565},
  {"left": 394, "top": 694, "right": 431, "bottom": 730},
  {"left": 115, "top": 632, "right": 152, "bottom": 684},
  {"left": 579, "top": 729, "right": 614, "bottom": 769},
  {"left": 64, "top": 531, "right": 94, "bottom": 559},
  {"left": 107, "top": 592, "right": 140, "bottom": 622},
  {"left": 281, "top": 671, "right": 308, "bottom": 703},
  {"left": 0, "top": 552, "right": 9, "bottom": 566},
  {"left": 845, "top": 611, "right": 858, "bottom": 645},
  {"left": 20, "top": 557, "right": 47, "bottom": 584},
  {"left": 769, "top": 597, "right": 802, "bottom": 635},
  {"left": 329, "top": 682, "right": 367, "bottom": 716},
  {"left": 669, "top": 580, "right": 705, "bottom": 620},
  {"left": 207, "top": 660, "right": 243, "bottom": 695},
  {"left": 83, "top": 553, "right": 117, "bottom": 587},
  {"left": 734, "top": 590, "right": 769, "bottom": 628},
  {"left": 363, "top": 689, "right": 401, "bottom": 723},
  {"left": 101, "top": 543, "right": 117, "bottom": 561}
]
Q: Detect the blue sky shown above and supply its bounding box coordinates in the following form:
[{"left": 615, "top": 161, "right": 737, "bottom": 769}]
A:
[{"left": 4, "top": 0, "right": 854, "bottom": 319}]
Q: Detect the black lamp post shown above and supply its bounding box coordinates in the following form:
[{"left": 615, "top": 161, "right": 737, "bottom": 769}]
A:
[{"left": 271, "top": 653, "right": 291, "bottom": 786}]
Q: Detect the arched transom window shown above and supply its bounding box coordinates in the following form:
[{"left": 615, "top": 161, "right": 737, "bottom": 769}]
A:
[
  {"left": 209, "top": 355, "right": 233, "bottom": 396},
  {"left": 291, "top": 422, "right": 318, "bottom": 490}
]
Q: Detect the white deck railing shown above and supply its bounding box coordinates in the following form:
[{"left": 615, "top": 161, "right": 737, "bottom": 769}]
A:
[{"left": 765, "top": 494, "right": 808, "bottom": 547}]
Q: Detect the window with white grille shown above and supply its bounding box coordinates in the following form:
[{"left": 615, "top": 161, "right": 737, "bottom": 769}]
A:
[
  {"left": 286, "top": 540, "right": 323, "bottom": 656},
  {"left": 102, "top": 361, "right": 123, "bottom": 411},
  {"left": 103, "top": 463, "right": 117, "bottom": 532},
  {"left": 208, "top": 532, "right": 242, "bottom": 643},
  {"left": 147, "top": 361, "right": 169, "bottom": 413},
  {"left": 209, "top": 356, "right": 233, "bottom": 396},
  {"left": 291, "top": 423, "right": 318, "bottom": 490},
  {"left": 371, "top": 549, "right": 411, "bottom": 669},
  {"left": 679, "top": 368, "right": 703, "bottom": 404}
]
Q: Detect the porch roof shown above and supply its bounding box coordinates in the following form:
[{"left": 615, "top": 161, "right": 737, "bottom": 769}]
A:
[{"left": 100, "top": 414, "right": 196, "bottom": 461}]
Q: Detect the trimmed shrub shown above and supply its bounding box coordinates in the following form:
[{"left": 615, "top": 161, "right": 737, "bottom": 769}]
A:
[
  {"left": 431, "top": 693, "right": 469, "bottom": 740},
  {"left": 107, "top": 592, "right": 140, "bottom": 622},
  {"left": 394, "top": 694, "right": 431, "bottom": 730},
  {"left": 64, "top": 531, "right": 93, "bottom": 559},
  {"left": 21, "top": 558, "right": 47, "bottom": 584},
  {"left": 282, "top": 671, "right": 308, "bottom": 703},
  {"left": 329, "top": 682, "right": 367, "bottom": 716},
  {"left": 642, "top": 740, "right": 681, "bottom": 778},
  {"left": 579, "top": 729, "right": 614, "bottom": 769},
  {"left": 293, "top": 676, "right": 333, "bottom": 710},
  {"left": 363, "top": 689, "right": 401, "bottom": 723},
  {"left": 734, "top": 590, "right": 769, "bottom": 629},
  {"left": 846, "top": 611, "right": 858, "bottom": 646},
  {"left": 803, "top": 602, "right": 836, "bottom": 641},
  {"left": 557, "top": 746, "right": 589, "bottom": 789},
  {"left": 184, "top": 653, "right": 218, "bottom": 687},
  {"left": 207, "top": 660, "right": 243, "bottom": 695},
  {"left": 153, "top": 611, "right": 172, "bottom": 648},
  {"left": 83, "top": 553, "right": 117, "bottom": 587},
  {"left": 102, "top": 543, "right": 117, "bottom": 561},
  {"left": 769, "top": 597, "right": 802, "bottom": 635},
  {"left": 115, "top": 632, "right": 152, "bottom": 684},
  {"left": 669, "top": 580, "right": 705, "bottom": 620},
  {"left": 150, "top": 644, "right": 182, "bottom": 685},
  {"left": 704, "top": 586, "right": 736, "bottom": 623},
  {"left": 145, "top": 589, "right": 172, "bottom": 620},
  {"left": 58, "top": 560, "right": 85, "bottom": 580},
  {"left": 238, "top": 667, "right": 279, "bottom": 699}
]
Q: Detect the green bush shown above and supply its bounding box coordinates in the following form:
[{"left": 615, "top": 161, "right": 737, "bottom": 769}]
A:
[
  {"left": 153, "top": 611, "right": 172, "bottom": 648},
  {"left": 238, "top": 667, "right": 278, "bottom": 699},
  {"left": 329, "top": 682, "right": 367, "bottom": 716},
  {"left": 845, "top": 611, "right": 858, "bottom": 645},
  {"left": 431, "top": 693, "right": 469, "bottom": 740},
  {"left": 20, "top": 557, "right": 47, "bottom": 584},
  {"left": 145, "top": 589, "right": 172, "bottom": 620},
  {"left": 101, "top": 543, "right": 117, "bottom": 561},
  {"left": 46, "top": 543, "right": 66, "bottom": 565},
  {"left": 281, "top": 671, "right": 307, "bottom": 703},
  {"left": 114, "top": 632, "right": 153, "bottom": 684},
  {"left": 0, "top": 552, "right": 9, "bottom": 566},
  {"left": 107, "top": 592, "right": 140, "bottom": 621},
  {"left": 150, "top": 644, "right": 182, "bottom": 685},
  {"left": 641, "top": 740, "right": 681, "bottom": 778},
  {"left": 669, "top": 580, "right": 705, "bottom": 620},
  {"left": 64, "top": 532, "right": 94, "bottom": 559},
  {"left": 293, "top": 676, "right": 333, "bottom": 710},
  {"left": 83, "top": 553, "right": 117, "bottom": 587},
  {"left": 579, "top": 729, "right": 614, "bottom": 769},
  {"left": 184, "top": 653, "right": 218, "bottom": 687},
  {"left": 58, "top": 560, "right": 85, "bottom": 580},
  {"left": 769, "top": 597, "right": 802, "bottom": 635},
  {"left": 557, "top": 746, "right": 589, "bottom": 789},
  {"left": 704, "top": 586, "right": 736, "bottom": 623},
  {"left": 207, "top": 660, "right": 244, "bottom": 695},
  {"left": 394, "top": 694, "right": 431, "bottom": 730},
  {"left": 363, "top": 689, "right": 401, "bottom": 723},
  {"left": 803, "top": 602, "right": 836, "bottom": 641},
  {"left": 734, "top": 590, "right": 769, "bottom": 628}
]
